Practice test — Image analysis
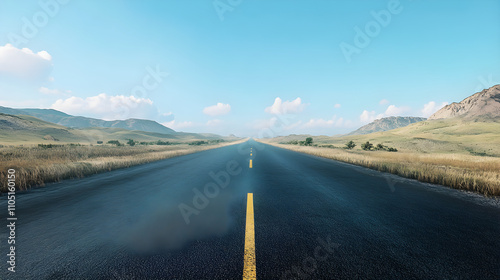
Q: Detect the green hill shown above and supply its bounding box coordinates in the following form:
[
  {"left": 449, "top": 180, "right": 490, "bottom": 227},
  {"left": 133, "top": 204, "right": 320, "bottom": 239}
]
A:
[
  {"left": 0, "top": 113, "right": 229, "bottom": 145},
  {"left": 0, "top": 106, "right": 176, "bottom": 135}
]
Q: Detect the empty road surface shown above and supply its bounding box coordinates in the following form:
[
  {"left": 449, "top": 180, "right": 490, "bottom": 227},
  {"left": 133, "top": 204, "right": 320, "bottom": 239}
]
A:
[{"left": 1, "top": 139, "right": 499, "bottom": 279}]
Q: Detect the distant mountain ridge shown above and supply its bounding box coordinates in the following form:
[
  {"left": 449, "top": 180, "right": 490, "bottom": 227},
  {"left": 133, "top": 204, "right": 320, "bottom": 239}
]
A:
[
  {"left": 429, "top": 84, "right": 500, "bottom": 120},
  {"left": 0, "top": 106, "right": 175, "bottom": 134},
  {"left": 0, "top": 113, "right": 235, "bottom": 144},
  {"left": 348, "top": 116, "right": 426, "bottom": 135}
]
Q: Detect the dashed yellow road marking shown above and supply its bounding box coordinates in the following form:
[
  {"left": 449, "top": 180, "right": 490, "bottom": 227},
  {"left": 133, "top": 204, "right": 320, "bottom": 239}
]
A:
[
  {"left": 243, "top": 193, "right": 256, "bottom": 279},
  {"left": 250, "top": 153, "right": 252, "bottom": 156},
  {"left": 249, "top": 159, "right": 253, "bottom": 168}
]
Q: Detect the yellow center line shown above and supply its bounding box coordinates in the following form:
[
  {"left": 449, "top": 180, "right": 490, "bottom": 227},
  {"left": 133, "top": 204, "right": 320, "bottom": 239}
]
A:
[
  {"left": 243, "top": 193, "right": 256, "bottom": 280},
  {"left": 249, "top": 159, "right": 253, "bottom": 168}
]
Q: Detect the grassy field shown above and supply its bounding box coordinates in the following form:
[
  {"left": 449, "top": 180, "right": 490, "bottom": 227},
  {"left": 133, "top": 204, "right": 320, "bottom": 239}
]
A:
[
  {"left": 261, "top": 118, "right": 500, "bottom": 197},
  {"left": 0, "top": 139, "right": 246, "bottom": 192}
]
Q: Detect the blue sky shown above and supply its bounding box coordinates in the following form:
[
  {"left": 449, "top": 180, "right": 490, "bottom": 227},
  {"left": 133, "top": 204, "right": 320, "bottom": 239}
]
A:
[{"left": 0, "top": 0, "right": 499, "bottom": 137}]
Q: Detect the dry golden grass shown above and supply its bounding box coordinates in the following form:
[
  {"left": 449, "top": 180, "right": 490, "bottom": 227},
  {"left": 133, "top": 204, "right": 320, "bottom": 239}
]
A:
[
  {"left": 259, "top": 141, "right": 500, "bottom": 197},
  {"left": 0, "top": 139, "right": 246, "bottom": 191}
]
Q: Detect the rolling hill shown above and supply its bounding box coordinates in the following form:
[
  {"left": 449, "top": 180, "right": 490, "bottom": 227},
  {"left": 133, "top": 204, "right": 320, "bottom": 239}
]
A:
[
  {"left": 0, "top": 106, "right": 176, "bottom": 134},
  {"left": 0, "top": 113, "right": 231, "bottom": 145}
]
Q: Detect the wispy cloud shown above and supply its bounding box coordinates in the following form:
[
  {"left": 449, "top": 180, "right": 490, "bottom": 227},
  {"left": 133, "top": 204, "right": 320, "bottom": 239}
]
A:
[
  {"left": 203, "top": 103, "right": 231, "bottom": 116},
  {"left": 360, "top": 110, "right": 384, "bottom": 123},
  {"left": 421, "top": 101, "right": 448, "bottom": 117},
  {"left": 163, "top": 120, "right": 195, "bottom": 130},
  {"left": 39, "top": 87, "right": 71, "bottom": 96},
  {"left": 50, "top": 93, "right": 170, "bottom": 121}
]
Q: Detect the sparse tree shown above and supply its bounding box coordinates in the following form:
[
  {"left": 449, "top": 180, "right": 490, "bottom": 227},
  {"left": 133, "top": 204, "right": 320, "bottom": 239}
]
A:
[
  {"left": 376, "top": 143, "right": 385, "bottom": 150},
  {"left": 345, "top": 140, "right": 356, "bottom": 149},
  {"left": 127, "top": 139, "right": 135, "bottom": 146},
  {"left": 361, "top": 141, "right": 373, "bottom": 151},
  {"left": 305, "top": 137, "right": 313, "bottom": 146}
]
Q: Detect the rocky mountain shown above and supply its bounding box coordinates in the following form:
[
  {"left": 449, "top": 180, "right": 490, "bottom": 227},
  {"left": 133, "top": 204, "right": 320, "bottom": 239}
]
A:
[
  {"left": 348, "top": 116, "right": 426, "bottom": 135},
  {"left": 429, "top": 84, "right": 500, "bottom": 120},
  {"left": 0, "top": 106, "right": 176, "bottom": 134}
]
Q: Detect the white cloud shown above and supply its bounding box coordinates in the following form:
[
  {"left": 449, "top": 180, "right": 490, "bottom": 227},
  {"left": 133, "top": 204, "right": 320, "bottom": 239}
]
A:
[
  {"left": 0, "top": 44, "right": 52, "bottom": 80},
  {"left": 203, "top": 102, "right": 231, "bottom": 116},
  {"left": 162, "top": 120, "right": 195, "bottom": 130},
  {"left": 303, "top": 118, "right": 334, "bottom": 128},
  {"left": 360, "top": 110, "right": 384, "bottom": 123},
  {"left": 334, "top": 103, "right": 341, "bottom": 108},
  {"left": 252, "top": 117, "right": 279, "bottom": 130},
  {"left": 39, "top": 87, "right": 71, "bottom": 96},
  {"left": 384, "top": 105, "right": 411, "bottom": 116},
  {"left": 379, "top": 99, "right": 389, "bottom": 105},
  {"left": 206, "top": 119, "right": 222, "bottom": 127},
  {"left": 302, "top": 115, "right": 346, "bottom": 128},
  {"left": 251, "top": 116, "right": 301, "bottom": 132},
  {"left": 51, "top": 93, "right": 162, "bottom": 120},
  {"left": 360, "top": 104, "right": 413, "bottom": 124},
  {"left": 421, "top": 101, "right": 448, "bottom": 117},
  {"left": 265, "top": 97, "right": 305, "bottom": 115}
]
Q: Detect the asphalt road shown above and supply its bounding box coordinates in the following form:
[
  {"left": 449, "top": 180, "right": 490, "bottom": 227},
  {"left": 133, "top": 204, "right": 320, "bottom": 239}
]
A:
[{"left": 1, "top": 139, "right": 499, "bottom": 279}]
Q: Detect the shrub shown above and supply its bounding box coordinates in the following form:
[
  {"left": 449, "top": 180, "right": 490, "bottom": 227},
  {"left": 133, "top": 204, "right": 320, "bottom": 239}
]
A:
[
  {"left": 345, "top": 141, "right": 356, "bottom": 149},
  {"left": 107, "top": 140, "right": 123, "bottom": 146},
  {"left": 127, "top": 139, "right": 136, "bottom": 146},
  {"left": 305, "top": 137, "right": 313, "bottom": 146},
  {"left": 156, "top": 140, "right": 171, "bottom": 145},
  {"left": 361, "top": 141, "right": 373, "bottom": 151},
  {"left": 189, "top": 140, "right": 207, "bottom": 146},
  {"left": 96, "top": 141, "right": 103, "bottom": 144}
]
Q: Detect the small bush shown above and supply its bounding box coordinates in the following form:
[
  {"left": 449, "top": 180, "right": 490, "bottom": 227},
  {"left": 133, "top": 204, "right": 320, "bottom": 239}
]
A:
[
  {"left": 107, "top": 140, "right": 123, "bottom": 146},
  {"left": 189, "top": 141, "right": 208, "bottom": 146},
  {"left": 361, "top": 141, "right": 373, "bottom": 151},
  {"left": 127, "top": 139, "right": 136, "bottom": 146},
  {"left": 305, "top": 137, "right": 313, "bottom": 146},
  {"left": 345, "top": 141, "right": 356, "bottom": 149}
]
